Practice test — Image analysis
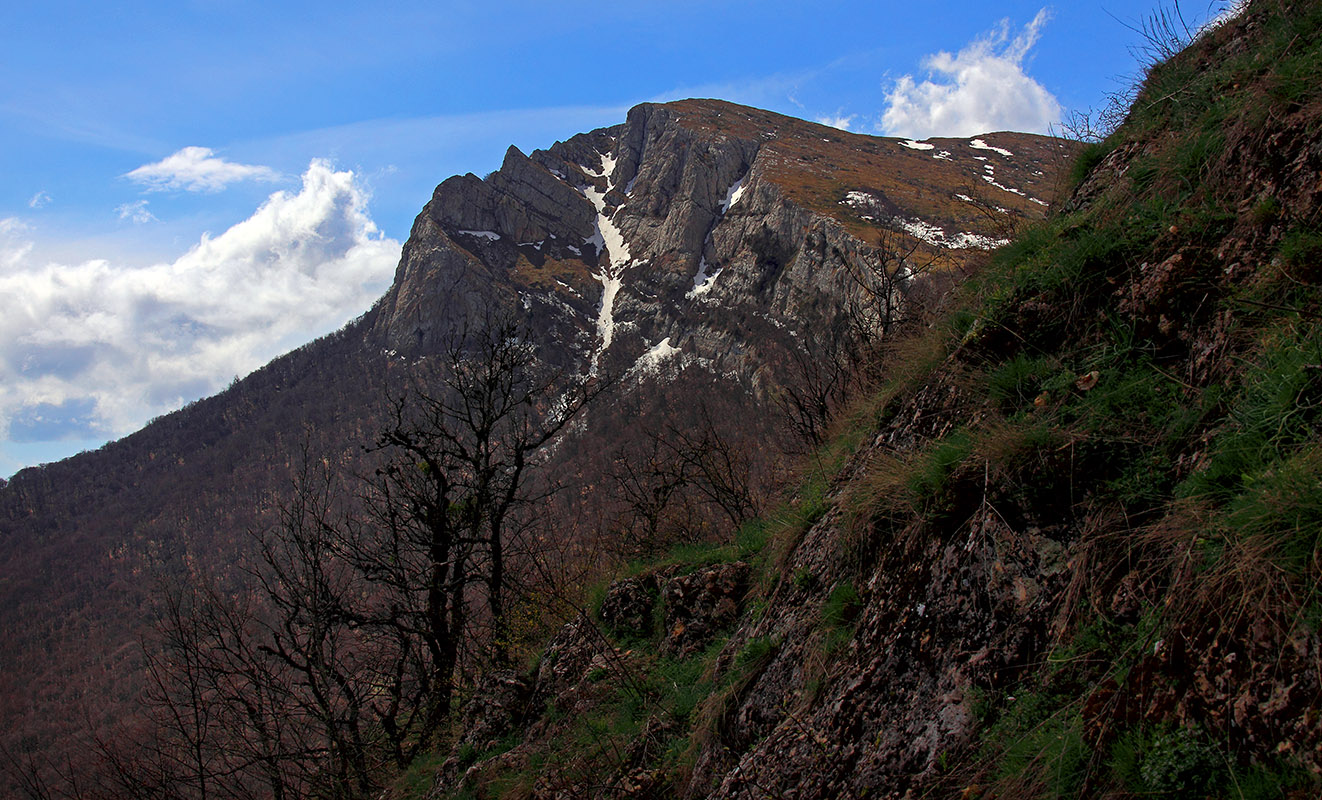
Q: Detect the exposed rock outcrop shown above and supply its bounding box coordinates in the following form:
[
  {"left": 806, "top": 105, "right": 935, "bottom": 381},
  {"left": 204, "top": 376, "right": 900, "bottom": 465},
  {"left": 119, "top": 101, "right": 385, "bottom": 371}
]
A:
[
  {"left": 373, "top": 99, "right": 1061, "bottom": 387},
  {"left": 599, "top": 575, "right": 657, "bottom": 638},
  {"left": 660, "top": 561, "right": 750, "bottom": 659}
]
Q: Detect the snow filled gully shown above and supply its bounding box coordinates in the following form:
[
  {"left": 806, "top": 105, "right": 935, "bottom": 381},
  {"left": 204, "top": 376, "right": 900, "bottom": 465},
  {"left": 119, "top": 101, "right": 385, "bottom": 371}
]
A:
[
  {"left": 580, "top": 150, "right": 637, "bottom": 375},
  {"left": 688, "top": 170, "right": 750, "bottom": 298}
]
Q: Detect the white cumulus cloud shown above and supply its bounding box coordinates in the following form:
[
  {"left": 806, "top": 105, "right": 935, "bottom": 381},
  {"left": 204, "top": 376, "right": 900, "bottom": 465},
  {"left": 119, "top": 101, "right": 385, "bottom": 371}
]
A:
[
  {"left": 0, "top": 219, "right": 33, "bottom": 270},
  {"left": 881, "top": 9, "right": 1062, "bottom": 139},
  {"left": 28, "top": 191, "right": 52, "bottom": 209},
  {"left": 125, "top": 146, "right": 281, "bottom": 192},
  {"left": 0, "top": 161, "right": 401, "bottom": 447},
  {"left": 815, "top": 113, "right": 855, "bottom": 131}
]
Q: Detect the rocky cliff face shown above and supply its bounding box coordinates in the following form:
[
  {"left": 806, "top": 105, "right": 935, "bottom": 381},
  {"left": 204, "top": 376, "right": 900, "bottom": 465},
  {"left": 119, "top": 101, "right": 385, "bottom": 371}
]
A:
[{"left": 374, "top": 99, "right": 1065, "bottom": 384}]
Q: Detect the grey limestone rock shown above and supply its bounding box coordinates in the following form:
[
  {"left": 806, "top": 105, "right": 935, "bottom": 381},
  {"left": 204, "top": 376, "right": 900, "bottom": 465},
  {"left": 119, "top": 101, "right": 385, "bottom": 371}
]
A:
[
  {"left": 599, "top": 575, "right": 657, "bottom": 639},
  {"left": 661, "top": 561, "right": 751, "bottom": 658}
]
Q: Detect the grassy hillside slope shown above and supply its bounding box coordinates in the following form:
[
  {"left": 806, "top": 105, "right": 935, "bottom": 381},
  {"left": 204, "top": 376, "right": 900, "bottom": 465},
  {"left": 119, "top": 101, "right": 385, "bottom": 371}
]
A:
[{"left": 417, "top": 3, "right": 1322, "bottom": 798}]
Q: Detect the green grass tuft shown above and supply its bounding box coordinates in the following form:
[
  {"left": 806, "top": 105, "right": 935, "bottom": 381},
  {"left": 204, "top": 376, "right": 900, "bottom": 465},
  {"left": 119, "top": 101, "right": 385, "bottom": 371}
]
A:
[
  {"left": 1068, "top": 139, "right": 1115, "bottom": 190},
  {"left": 822, "top": 581, "right": 862, "bottom": 629}
]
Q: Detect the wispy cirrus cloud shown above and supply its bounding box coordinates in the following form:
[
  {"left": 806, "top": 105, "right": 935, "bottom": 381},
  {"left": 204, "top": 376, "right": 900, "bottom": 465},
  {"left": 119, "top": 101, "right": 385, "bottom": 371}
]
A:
[
  {"left": 1, "top": 161, "right": 400, "bottom": 451},
  {"left": 125, "top": 146, "right": 281, "bottom": 192},
  {"left": 27, "top": 191, "right": 51, "bottom": 209},
  {"left": 881, "top": 9, "right": 1062, "bottom": 139},
  {"left": 115, "top": 199, "right": 157, "bottom": 224}
]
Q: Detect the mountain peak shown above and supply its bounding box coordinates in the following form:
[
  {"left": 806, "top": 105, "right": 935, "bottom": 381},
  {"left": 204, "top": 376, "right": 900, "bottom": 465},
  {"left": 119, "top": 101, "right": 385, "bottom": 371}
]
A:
[{"left": 375, "top": 99, "right": 1070, "bottom": 371}]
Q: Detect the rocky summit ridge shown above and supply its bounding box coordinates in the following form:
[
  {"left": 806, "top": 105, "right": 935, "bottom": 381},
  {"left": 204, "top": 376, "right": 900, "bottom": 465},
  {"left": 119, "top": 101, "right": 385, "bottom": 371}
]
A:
[{"left": 376, "top": 98, "right": 1066, "bottom": 380}]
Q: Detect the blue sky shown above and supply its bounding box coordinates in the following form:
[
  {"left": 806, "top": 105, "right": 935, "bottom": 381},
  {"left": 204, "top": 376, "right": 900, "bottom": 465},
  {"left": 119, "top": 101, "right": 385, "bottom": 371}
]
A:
[{"left": 0, "top": 0, "right": 1236, "bottom": 476}]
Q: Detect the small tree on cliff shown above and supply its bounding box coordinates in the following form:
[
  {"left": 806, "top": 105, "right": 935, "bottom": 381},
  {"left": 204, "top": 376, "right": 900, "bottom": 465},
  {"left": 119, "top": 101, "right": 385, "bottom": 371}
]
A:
[{"left": 346, "top": 310, "right": 600, "bottom": 712}]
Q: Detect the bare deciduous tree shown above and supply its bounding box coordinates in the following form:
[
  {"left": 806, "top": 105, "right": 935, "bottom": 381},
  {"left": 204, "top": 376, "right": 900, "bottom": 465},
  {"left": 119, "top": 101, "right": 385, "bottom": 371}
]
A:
[
  {"left": 606, "top": 401, "right": 763, "bottom": 557},
  {"left": 128, "top": 309, "right": 602, "bottom": 798}
]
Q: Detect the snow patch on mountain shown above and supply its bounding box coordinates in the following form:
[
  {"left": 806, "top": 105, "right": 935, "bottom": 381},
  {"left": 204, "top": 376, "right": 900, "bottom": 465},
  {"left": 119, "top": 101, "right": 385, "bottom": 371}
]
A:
[
  {"left": 583, "top": 187, "right": 630, "bottom": 269},
  {"left": 634, "top": 337, "right": 681, "bottom": 374},
  {"left": 840, "top": 190, "right": 886, "bottom": 222},
  {"left": 981, "top": 173, "right": 1027, "bottom": 197},
  {"left": 843, "top": 190, "right": 873, "bottom": 207},
  {"left": 896, "top": 217, "right": 1009, "bottom": 250},
  {"left": 688, "top": 256, "right": 723, "bottom": 298},
  {"left": 581, "top": 183, "right": 634, "bottom": 374},
  {"left": 979, "top": 163, "right": 1028, "bottom": 198},
  {"left": 583, "top": 151, "right": 617, "bottom": 183},
  {"left": 592, "top": 272, "right": 623, "bottom": 370},
  {"left": 970, "top": 138, "right": 1014, "bottom": 157},
  {"left": 720, "top": 176, "right": 748, "bottom": 213},
  {"left": 950, "top": 232, "right": 1011, "bottom": 249},
  {"left": 897, "top": 218, "right": 945, "bottom": 244}
]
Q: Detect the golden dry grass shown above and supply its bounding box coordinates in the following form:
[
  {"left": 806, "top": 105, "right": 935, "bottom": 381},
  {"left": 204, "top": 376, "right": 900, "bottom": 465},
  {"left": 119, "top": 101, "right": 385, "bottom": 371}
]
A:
[{"left": 662, "top": 99, "right": 1072, "bottom": 262}]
